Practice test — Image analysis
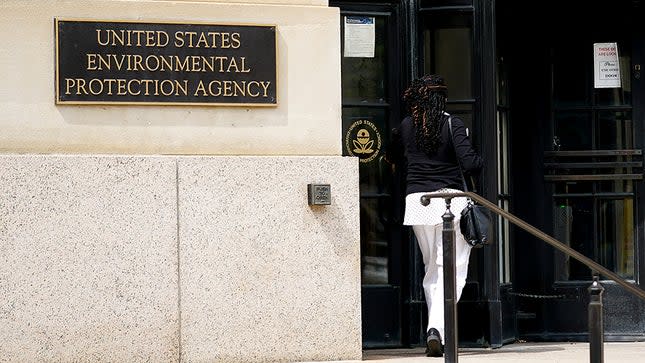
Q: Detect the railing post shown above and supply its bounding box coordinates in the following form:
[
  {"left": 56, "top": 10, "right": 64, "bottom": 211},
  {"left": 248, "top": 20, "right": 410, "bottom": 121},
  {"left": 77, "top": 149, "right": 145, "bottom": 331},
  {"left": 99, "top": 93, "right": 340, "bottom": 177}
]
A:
[
  {"left": 422, "top": 191, "right": 645, "bottom": 363},
  {"left": 588, "top": 274, "right": 604, "bottom": 363},
  {"left": 442, "top": 197, "right": 458, "bottom": 363}
]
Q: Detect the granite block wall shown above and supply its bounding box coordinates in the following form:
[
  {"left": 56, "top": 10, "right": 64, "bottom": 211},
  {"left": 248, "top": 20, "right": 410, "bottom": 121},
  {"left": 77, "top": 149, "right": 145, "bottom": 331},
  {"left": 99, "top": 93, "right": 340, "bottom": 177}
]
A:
[
  {"left": 0, "top": 156, "right": 180, "bottom": 362},
  {"left": 0, "top": 155, "right": 360, "bottom": 362}
]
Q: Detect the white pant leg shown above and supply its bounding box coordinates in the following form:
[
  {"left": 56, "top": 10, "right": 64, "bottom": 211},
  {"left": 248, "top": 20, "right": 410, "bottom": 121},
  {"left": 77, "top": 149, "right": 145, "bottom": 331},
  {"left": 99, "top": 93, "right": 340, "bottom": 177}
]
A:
[
  {"left": 412, "top": 224, "right": 438, "bottom": 336},
  {"left": 413, "top": 220, "right": 472, "bottom": 341}
]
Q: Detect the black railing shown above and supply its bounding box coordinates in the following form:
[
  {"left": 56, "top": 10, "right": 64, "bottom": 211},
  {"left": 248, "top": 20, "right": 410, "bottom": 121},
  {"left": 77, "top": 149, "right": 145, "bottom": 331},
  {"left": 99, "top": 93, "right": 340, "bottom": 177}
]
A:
[{"left": 420, "top": 191, "right": 645, "bottom": 363}]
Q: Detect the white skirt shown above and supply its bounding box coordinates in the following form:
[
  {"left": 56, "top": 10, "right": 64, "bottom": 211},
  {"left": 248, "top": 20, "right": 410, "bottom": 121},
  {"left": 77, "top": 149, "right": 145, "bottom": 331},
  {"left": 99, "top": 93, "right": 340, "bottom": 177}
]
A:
[{"left": 403, "top": 189, "right": 469, "bottom": 226}]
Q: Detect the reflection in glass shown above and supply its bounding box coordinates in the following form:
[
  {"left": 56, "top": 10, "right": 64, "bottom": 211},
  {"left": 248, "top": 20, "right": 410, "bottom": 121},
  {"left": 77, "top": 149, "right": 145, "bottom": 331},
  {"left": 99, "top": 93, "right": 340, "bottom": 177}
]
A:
[
  {"left": 554, "top": 111, "right": 592, "bottom": 150},
  {"left": 555, "top": 197, "right": 594, "bottom": 280},
  {"left": 554, "top": 182, "right": 592, "bottom": 195},
  {"left": 419, "top": 0, "right": 472, "bottom": 7},
  {"left": 554, "top": 193, "right": 635, "bottom": 280},
  {"left": 553, "top": 44, "right": 588, "bottom": 107},
  {"left": 341, "top": 16, "right": 387, "bottom": 104},
  {"left": 597, "top": 110, "right": 633, "bottom": 150},
  {"left": 361, "top": 198, "right": 391, "bottom": 284},
  {"left": 422, "top": 12, "right": 473, "bottom": 100},
  {"left": 599, "top": 180, "right": 633, "bottom": 193},
  {"left": 599, "top": 198, "right": 635, "bottom": 279}
]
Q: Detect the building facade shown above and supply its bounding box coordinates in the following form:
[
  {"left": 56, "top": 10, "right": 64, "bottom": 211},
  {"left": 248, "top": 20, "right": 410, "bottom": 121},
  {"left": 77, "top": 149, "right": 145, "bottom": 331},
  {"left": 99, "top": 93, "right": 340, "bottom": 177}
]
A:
[
  {"left": 1, "top": 1, "right": 362, "bottom": 362},
  {"left": 334, "top": 0, "right": 645, "bottom": 349},
  {"left": 3, "top": 0, "right": 645, "bottom": 362}
]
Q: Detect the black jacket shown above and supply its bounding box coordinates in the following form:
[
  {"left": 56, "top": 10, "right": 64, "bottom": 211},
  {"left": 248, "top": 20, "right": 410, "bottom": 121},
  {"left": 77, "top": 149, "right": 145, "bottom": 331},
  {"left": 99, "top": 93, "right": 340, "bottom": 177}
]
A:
[{"left": 386, "top": 114, "right": 483, "bottom": 195}]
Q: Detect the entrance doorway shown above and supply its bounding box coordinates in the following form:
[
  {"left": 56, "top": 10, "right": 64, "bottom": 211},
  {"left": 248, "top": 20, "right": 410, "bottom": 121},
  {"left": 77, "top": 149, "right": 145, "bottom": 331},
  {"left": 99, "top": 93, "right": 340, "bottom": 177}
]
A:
[
  {"left": 335, "top": 0, "right": 645, "bottom": 349},
  {"left": 335, "top": 0, "right": 501, "bottom": 348},
  {"left": 499, "top": 0, "right": 645, "bottom": 340},
  {"left": 333, "top": 1, "right": 408, "bottom": 348}
]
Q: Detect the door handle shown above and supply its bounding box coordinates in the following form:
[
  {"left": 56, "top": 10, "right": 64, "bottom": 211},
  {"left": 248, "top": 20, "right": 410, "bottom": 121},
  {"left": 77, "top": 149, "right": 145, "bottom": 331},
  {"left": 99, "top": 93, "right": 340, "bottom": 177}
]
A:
[{"left": 635, "top": 64, "right": 641, "bottom": 80}]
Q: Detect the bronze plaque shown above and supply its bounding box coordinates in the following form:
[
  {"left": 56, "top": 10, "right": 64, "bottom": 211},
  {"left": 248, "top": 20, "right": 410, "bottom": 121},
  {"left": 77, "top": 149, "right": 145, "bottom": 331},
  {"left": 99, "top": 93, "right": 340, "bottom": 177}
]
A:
[{"left": 55, "top": 19, "right": 277, "bottom": 106}]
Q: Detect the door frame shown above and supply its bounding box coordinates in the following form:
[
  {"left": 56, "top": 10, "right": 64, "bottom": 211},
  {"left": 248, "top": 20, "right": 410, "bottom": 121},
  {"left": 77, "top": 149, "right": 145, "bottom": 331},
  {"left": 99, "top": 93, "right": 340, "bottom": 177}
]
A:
[
  {"left": 332, "top": 0, "right": 410, "bottom": 348},
  {"left": 333, "top": 0, "right": 516, "bottom": 349},
  {"left": 500, "top": 0, "right": 645, "bottom": 341}
]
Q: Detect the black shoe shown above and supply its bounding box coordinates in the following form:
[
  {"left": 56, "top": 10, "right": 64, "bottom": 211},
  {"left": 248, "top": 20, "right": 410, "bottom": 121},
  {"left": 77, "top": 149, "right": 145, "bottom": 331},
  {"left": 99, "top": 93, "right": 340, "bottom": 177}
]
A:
[{"left": 425, "top": 328, "right": 443, "bottom": 357}]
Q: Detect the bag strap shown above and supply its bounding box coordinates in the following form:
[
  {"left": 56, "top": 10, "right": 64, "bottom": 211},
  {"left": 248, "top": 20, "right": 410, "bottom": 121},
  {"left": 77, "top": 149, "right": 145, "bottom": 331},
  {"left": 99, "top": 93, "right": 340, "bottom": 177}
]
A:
[{"left": 447, "top": 116, "right": 470, "bottom": 193}]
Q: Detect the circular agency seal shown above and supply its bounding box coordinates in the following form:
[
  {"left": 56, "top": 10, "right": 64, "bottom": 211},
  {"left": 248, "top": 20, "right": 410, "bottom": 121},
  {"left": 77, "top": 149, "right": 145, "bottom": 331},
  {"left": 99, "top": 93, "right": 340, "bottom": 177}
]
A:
[{"left": 345, "top": 119, "right": 382, "bottom": 163}]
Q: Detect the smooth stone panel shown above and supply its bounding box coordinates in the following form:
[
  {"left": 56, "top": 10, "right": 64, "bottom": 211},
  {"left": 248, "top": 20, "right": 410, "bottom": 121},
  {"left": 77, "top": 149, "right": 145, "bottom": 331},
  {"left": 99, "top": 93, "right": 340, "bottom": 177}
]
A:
[
  {"left": 178, "top": 156, "right": 361, "bottom": 362},
  {"left": 166, "top": 0, "right": 328, "bottom": 5},
  {"left": 0, "top": 156, "right": 179, "bottom": 362},
  {"left": 0, "top": 1, "right": 341, "bottom": 155}
]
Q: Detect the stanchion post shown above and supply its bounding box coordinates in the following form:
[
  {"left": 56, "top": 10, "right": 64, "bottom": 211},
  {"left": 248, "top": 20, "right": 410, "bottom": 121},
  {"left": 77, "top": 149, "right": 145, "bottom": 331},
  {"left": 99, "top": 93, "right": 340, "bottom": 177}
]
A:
[
  {"left": 442, "top": 197, "right": 458, "bottom": 363},
  {"left": 588, "top": 274, "right": 604, "bottom": 363}
]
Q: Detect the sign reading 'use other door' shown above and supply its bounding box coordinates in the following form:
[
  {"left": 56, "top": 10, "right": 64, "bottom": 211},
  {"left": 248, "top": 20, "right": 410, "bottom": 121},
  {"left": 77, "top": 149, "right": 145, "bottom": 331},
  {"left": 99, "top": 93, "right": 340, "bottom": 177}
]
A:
[{"left": 55, "top": 19, "right": 277, "bottom": 106}]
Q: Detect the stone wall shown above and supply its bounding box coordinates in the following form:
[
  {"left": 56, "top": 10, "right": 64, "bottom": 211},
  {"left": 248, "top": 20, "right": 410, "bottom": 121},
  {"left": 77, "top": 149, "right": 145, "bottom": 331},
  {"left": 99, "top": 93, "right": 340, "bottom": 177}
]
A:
[{"left": 0, "top": 155, "right": 361, "bottom": 362}]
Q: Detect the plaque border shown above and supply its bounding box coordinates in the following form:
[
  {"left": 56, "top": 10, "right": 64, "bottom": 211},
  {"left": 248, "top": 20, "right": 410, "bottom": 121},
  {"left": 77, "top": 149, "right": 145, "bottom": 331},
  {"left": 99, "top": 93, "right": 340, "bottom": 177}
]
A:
[{"left": 54, "top": 18, "right": 279, "bottom": 107}]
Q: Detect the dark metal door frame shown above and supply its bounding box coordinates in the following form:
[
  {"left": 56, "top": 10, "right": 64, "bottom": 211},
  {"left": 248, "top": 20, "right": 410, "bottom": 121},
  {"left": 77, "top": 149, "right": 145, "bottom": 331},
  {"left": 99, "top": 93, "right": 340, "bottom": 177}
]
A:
[
  {"left": 334, "top": 0, "right": 516, "bottom": 348},
  {"left": 332, "top": 0, "right": 409, "bottom": 348},
  {"left": 501, "top": 0, "right": 645, "bottom": 341}
]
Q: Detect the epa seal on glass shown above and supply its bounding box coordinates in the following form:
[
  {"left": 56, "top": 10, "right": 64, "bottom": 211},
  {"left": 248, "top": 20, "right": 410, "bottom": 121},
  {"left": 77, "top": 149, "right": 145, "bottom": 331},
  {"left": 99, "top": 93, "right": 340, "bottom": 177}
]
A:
[{"left": 345, "top": 119, "right": 382, "bottom": 163}]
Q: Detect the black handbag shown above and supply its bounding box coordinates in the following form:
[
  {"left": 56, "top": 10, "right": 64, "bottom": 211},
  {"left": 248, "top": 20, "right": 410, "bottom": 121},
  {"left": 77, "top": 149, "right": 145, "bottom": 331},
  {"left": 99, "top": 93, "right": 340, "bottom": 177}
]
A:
[
  {"left": 448, "top": 116, "right": 492, "bottom": 248},
  {"left": 459, "top": 201, "right": 492, "bottom": 248}
]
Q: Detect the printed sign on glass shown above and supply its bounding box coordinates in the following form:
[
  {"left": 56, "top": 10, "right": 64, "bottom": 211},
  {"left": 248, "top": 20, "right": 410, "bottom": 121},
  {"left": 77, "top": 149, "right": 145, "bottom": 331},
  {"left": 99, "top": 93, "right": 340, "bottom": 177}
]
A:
[
  {"left": 593, "top": 42, "right": 621, "bottom": 88},
  {"left": 343, "top": 16, "right": 375, "bottom": 58}
]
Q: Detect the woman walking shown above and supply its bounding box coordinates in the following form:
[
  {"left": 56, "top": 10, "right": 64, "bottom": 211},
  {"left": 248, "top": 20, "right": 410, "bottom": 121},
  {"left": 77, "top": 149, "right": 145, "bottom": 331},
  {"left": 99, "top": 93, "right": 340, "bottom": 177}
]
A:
[{"left": 386, "top": 74, "right": 483, "bottom": 357}]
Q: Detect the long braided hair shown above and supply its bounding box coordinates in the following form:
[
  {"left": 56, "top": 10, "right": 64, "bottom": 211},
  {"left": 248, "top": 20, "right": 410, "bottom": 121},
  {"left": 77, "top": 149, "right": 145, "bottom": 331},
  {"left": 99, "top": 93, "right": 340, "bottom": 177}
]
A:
[{"left": 402, "top": 74, "right": 448, "bottom": 156}]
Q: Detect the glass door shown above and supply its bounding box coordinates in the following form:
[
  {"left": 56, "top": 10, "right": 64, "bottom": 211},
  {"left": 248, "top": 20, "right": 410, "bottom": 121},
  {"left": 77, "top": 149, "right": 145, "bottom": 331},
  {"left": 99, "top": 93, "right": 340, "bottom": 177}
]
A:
[
  {"left": 508, "top": 0, "right": 645, "bottom": 340},
  {"left": 419, "top": 4, "right": 490, "bottom": 345},
  {"left": 546, "top": 38, "right": 637, "bottom": 282},
  {"left": 333, "top": 1, "right": 406, "bottom": 348}
]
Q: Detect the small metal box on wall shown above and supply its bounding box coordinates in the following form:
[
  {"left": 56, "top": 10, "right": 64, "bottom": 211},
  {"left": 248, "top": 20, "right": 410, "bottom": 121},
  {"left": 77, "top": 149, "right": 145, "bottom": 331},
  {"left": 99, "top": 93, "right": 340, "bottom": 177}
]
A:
[{"left": 307, "top": 184, "right": 331, "bottom": 205}]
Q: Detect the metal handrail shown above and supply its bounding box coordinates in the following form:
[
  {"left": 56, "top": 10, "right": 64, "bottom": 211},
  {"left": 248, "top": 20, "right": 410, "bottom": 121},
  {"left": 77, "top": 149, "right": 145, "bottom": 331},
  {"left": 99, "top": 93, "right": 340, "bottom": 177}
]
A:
[
  {"left": 421, "top": 191, "right": 645, "bottom": 301},
  {"left": 420, "top": 191, "right": 645, "bottom": 363}
]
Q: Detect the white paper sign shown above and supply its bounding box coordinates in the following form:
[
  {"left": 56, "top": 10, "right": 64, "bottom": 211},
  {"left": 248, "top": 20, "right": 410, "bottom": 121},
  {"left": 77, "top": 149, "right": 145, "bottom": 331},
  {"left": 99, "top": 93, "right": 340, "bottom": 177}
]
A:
[
  {"left": 343, "top": 16, "right": 375, "bottom": 58},
  {"left": 594, "top": 42, "right": 621, "bottom": 88}
]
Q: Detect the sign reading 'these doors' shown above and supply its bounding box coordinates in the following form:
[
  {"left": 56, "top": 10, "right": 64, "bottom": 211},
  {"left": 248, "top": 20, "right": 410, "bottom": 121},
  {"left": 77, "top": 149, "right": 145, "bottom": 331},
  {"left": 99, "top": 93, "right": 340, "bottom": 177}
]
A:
[{"left": 593, "top": 42, "right": 621, "bottom": 89}]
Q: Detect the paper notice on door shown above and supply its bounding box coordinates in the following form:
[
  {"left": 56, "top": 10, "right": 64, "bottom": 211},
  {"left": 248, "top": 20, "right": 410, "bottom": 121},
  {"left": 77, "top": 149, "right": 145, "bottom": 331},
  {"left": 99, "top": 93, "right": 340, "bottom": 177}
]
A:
[
  {"left": 594, "top": 42, "right": 621, "bottom": 88},
  {"left": 343, "top": 16, "right": 375, "bottom": 58}
]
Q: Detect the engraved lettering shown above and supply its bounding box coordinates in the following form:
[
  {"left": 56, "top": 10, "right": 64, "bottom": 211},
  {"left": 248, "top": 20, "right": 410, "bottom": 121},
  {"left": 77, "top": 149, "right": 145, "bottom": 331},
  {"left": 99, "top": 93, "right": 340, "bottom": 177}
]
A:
[{"left": 58, "top": 21, "right": 275, "bottom": 104}]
